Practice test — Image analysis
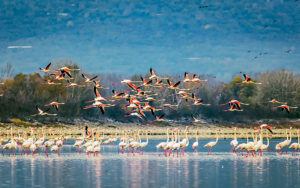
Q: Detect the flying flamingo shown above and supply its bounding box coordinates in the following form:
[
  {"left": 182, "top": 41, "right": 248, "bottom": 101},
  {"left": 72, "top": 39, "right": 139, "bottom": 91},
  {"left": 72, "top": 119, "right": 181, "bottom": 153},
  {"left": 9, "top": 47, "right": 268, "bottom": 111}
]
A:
[
  {"left": 236, "top": 73, "right": 262, "bottom": 85},
  {"left": 151, "top": 109, "right": 168, "bottom": 122},
  {"left": 204, "top": 129, "right": 219, "bottom": 155},
  {"left": 223, "top": 103, "right": 243, "bottom": 112},
  {"left": 51, "top": 72, "right": 66, "bottom": 80},
  {"left": 149, "top": 68, "right": 168, "bottom": 80},
  {"left": 192, "top": 74, "right": 208, "bottom": 83},
  {"left": 182, "top": 72, "right": 192, "bottom": 82},
  {"left": 57, "top": 67, "right": 80, "bottom": 77},
  {"left": 35, "top": 62, "right": 54, "bottom": 73},
  {"left": 93, "top": 81, "right": 107, "bottom": 89},
  {"left": 221, "top": 99, "right": 249, "bottom": 110},
  {"left": 31, "top": 106, "right": 57, "bottom": 116},
  {"left": 166, "top": 79, "right": 181, "bottom": 90},
  {"left": 162, "top": 104, "right": 178, "bottom": 110},
  {"left": 85, "top": 87, "right": 107, "bottom": 103},
  {"left": 140, "top": 77, "right": 153, "bottom": 87},
  {"left": 124, "top": 111, "right": 144, "bottom": 119},
  {"left": 262, "top": 99, "right": 287, "bottom": 104},
  {"left": 272, "top": 105, "right": 298, "bottom": 113},
  {"left": 65, "top": 80, "right": 83, "bottom": 88},
  {"left": 45, "top": 101, "right": 65, "bottom": 111},
  {"left": 112, "top": 79, "right": 141, "bottom": 85},
  {"left": 191, "top": 114, "right": 205, "bottom": 123},
  {"left": 191, "top": 93, "right": 211, "bottom": 106},
  {"left": 112, "top": 90, "right": 125, "bottom": 99},
  {"left": 83, "top": 101, "right": 105, "bottom": 114},
  {"left": 46, "top": 80, "right": 61, "bottom": 85},
  {"left": 81, "top": 74, "right": 98, "bottom": 84}
]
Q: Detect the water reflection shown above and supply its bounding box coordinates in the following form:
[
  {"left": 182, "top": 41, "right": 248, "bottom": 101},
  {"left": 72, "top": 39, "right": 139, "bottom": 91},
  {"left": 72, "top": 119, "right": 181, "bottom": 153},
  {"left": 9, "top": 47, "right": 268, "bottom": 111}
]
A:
[{"left": 0, "top": 140, "right": 299, "bottom": 188}]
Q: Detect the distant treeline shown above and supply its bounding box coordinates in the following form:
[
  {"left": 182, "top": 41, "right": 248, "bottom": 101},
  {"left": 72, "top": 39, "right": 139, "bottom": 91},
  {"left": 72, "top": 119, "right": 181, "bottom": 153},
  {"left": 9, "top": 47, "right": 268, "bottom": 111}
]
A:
[{"left": 0, "top": 61, "right": 299, "bottom": 124}]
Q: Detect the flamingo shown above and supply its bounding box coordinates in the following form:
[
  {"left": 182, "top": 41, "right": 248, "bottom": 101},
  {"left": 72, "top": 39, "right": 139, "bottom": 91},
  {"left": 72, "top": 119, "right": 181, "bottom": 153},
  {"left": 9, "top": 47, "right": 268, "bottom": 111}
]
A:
[
  {"left": 192, "top": 131, "right": 199, "bottom": 152},
  {"left": 151, "top": 109, "right": 168, "bottom": 122},
  {"left": 93, "top": 80, "right": 107, "bottom": 89},
  {"left": 139, "top": 131, "right": 149, "bottom": 154},
  {"left": 112, "top": 90, "right": 125, "bottom": 99},
  {"left": 140, "top": 77, "right": 153, "bottom": 87},
  {"left": 81, "top": 74, "right": 98, "bottom": 84},
  {"left": 162, "top": 104, "right": 178, "bottom": 110},
  {"left": 289, "top": 130, "right": 299, "bottom": 156},
  {"left": 124, "top": 112, "right": 144, "bottom": 119},
  {"left": 260, "top": 134, "right": 271, "bottom": 155},
  {"left": 35, "top": 62, "right": 54, "bottom": 73},
  {"left": 83, "top": 101, "right": 105, "bottom": 114},
  {"left": 51, "top": 71, "right": 68, "bottom": 80},
  {"left": 223, "top": 103, "right": 243, "bottom": 112},
  {"left": 57, "top": 67, "right": 80, "bottom": 77},
  {"left": 191, "top": 93, "right": 210, "bottom": 106},
  {"left": 32, "top": 106, "right": 57, "bottom": 116},
  {"left": 182, "top": 72, "right": 192, "bottom": 82},
  {"left": 149, "top": 68, "right": 168, "bottom": 80},
  {"left": 192, "top": 74, "right": 208, "bottom": 83},
  {"left": 166, "top": 79, "right": 181, "bottom": 90},
  {"left": 156, "top": 128, "right": 171, "bottom": 156},
  {"left": 221, "top": 100, "right": 249, "bottom": 110},
  {"left": 236, "top": 132, "right": 249, "bottom": 156},
  {"left": 204, "top": 129, "right": 219, "bottom": 155},
  {"left": 172, "top": 129, "right": 181, "bottom": 157},
  {"left": 166, "top": 130, "right": 176, "bottom": 156},
  {"left": 65, "top": 80, "right": 83, "bottom": 88},
  {"left": 276, "top": 128, "right": 292, "bottom": 154},
  {"left": 230, "top": 127, "right": 238, "bottom": 152},
  {"left": 179, "top": 126, "right": 189, "bottom": 155},
  {"left": 236, "top": 73, "right": 262, "bottom": 85},
  {"left": 45, "top": 101, "right": 65, "bottom": 111},
  {"left": 272, "top": 105, "right": 298, "bottom": 113},
  {"left": 45, "top": 80, "right": 61, "bottom": 85},
  {"left": 191, "top": 114, "right": 205, "bottom": 123},
  {"left": 262, "top": 99, "right": 286, "bottom": 104}
]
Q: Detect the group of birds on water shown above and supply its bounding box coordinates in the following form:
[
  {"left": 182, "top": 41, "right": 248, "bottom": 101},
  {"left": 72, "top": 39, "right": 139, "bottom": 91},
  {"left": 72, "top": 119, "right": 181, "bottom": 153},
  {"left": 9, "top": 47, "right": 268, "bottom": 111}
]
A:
[
  {"left": 0, "top": 125, "right": 299, "bottom": 158},
  {"left": 12, "top": 62, "right": 297, "bottom": 120}
]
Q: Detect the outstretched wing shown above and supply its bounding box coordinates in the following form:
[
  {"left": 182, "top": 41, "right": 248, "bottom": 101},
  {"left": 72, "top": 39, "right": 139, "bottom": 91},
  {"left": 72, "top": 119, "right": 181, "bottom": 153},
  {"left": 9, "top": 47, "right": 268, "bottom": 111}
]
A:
[{"left": 45, "top": 62, "right": 52, "bottom": 70}]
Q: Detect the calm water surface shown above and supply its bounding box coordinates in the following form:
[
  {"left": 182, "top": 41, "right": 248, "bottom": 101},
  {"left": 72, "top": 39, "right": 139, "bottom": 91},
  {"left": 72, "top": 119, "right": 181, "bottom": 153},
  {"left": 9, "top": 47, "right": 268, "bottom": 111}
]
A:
[{"left": 0, "top": 139, "right": 299, "bottom": 188}]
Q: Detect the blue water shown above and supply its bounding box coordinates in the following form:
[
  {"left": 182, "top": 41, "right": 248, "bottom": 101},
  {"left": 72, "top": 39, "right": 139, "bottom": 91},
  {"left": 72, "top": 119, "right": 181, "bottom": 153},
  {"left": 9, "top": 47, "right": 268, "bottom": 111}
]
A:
[{"left": 0, "top": 139, "right": 299, "bottom": 188}]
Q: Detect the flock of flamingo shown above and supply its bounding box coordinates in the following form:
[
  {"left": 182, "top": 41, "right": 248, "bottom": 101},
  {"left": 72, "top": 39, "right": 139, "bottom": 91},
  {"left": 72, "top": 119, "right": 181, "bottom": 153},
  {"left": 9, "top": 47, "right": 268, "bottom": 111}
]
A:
[
  {"left": 0, "top": 62, "right": 299, "bottom": 158},
  {"left": 0, "top": 125, "right": 299, "bottom": 157}
]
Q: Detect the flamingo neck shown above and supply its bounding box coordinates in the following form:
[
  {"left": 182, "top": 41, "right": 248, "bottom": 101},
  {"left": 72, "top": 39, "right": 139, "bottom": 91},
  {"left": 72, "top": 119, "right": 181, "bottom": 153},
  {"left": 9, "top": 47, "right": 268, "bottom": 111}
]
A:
[
  {"left": 234, "top": 129, "right": 236, "bottom": 140},
  {"left": 166, "top": 129, "right": 169, "bottom": 142}
]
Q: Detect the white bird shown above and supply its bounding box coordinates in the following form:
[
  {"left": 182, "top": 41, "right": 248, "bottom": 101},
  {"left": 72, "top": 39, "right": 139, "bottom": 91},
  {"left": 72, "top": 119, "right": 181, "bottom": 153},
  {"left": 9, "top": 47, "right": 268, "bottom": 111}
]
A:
[
  {"left": 230, "top": 127, "right": 238, "bottom": 152},
  {"left": 192, "top": 131, "right": 199, "bottom": 152},
  {"left": 204, "top": 129, "right": 219, "bottom": 155}
]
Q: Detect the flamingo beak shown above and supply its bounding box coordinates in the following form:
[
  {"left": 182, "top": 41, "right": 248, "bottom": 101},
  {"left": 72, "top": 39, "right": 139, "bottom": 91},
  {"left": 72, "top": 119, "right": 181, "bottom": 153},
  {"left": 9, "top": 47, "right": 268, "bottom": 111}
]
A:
[{"left": 266, "top": 126, "right": 273, "bottom": 134}]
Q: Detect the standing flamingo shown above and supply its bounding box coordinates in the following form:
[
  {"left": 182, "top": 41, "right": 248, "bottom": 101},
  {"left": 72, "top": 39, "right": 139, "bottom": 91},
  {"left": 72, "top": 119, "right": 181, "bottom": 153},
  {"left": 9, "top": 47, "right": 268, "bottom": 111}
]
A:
[
  {"left": 192, "top": 131, "right": 199, "bottom": 152},
  {"left": 204, "top": 129, "right": 219, "bottom": 155},
  {"left": 230, "top": 127, "right": 238, "bottom": 153}
]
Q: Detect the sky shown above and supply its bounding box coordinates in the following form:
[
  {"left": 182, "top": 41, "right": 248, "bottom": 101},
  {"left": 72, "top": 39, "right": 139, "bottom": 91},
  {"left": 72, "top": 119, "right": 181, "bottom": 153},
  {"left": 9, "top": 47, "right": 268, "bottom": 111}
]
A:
[{"left": 0, "top": 0, "right": 299, "bottom": 81}]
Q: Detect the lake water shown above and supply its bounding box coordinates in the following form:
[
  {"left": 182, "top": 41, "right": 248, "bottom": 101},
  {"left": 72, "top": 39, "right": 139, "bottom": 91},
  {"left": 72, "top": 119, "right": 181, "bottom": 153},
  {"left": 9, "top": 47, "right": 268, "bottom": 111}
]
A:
[{"left": 0, "top": 139, "right": 299, "bottom": 188}]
